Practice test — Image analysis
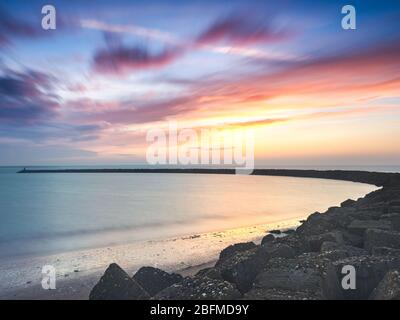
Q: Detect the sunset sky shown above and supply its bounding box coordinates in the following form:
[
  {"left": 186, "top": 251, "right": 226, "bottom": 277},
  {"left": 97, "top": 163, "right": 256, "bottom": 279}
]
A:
[{"left": 0, "top": 0, "right": 399, "bottom": 166}]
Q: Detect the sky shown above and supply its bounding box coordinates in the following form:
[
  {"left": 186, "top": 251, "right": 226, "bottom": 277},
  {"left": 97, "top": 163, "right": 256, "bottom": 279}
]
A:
[{"left": 0, "top": 0, "right": 399, "bottom": 166}]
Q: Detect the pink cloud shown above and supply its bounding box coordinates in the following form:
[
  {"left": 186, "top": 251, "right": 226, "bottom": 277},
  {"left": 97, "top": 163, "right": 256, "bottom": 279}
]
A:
[
  {"left": 195, "top": 15, "right": 291, "bottom": 46},
  {"left": 82, "top": 39, "right": 400, "bottom": 126},
  {"left": 91, "top": 14, "right": 294, "bottom": 75}
]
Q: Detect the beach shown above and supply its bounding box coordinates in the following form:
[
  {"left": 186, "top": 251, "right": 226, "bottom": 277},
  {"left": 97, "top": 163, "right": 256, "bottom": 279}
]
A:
[
  {"left": 0, "top": 219, "right": 301, "bottom": 299},
  {"left": 0, "top": 171, "right": 399, "bottom": 299}
]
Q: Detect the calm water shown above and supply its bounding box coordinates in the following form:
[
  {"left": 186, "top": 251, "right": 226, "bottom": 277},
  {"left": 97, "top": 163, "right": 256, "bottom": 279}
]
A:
[{"left": 0, "top": 167, "right": 380, "bottom": 260}]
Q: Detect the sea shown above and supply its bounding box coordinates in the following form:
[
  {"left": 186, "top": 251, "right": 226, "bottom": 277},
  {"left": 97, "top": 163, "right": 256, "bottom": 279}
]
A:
[{"left": 1, "top": 165, "right": 395, "bottom": 260}]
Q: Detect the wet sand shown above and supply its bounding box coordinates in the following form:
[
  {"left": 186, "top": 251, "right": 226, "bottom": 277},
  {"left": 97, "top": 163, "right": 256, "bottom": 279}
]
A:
[{"left": 0, "top": 219, "right": 300, "bottom": 300}]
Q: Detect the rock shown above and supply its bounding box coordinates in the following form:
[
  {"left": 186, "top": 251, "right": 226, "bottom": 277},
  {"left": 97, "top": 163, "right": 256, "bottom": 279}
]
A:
[
  {"left": 319, "top": 242, "right": 367, "bottom": 262},
  {"left": 218, "top": 242, "right": 257, "bottom": 262},
  {"left": 319, "top": 249, "right": 350, "bottom": 261},
  {"left": 347, "top": 219, "right": 392, "bottom": 236},
  {"left": 284, "top": 229, "right": 296, "bottom": 234},
  {"left": 321, "top": 241, "right": 367, "bottom": 255},
  {"left": 195, "top": 267, "right": 223, "bottom": 280},
  {"left": 348, "top": 207, "right": 386, "bottom": 221},
  {"left": 215, "top": 247, "right": 269, "bottom": 293},
  {"left": 326, "top": 206, "right": 341, "bottom": 213},
  {"left": 269, "top": 230, "right": 281, "bottom": 235},
  {"left": 261, "top": 234, "right": 275, "bottom": 245},
  {"left": 381, "top": 213, "right": 400, "bottom": 231},
  {"left": 389, "top": 206, "right": 400, "bottom": 213},
  {"left": 132, "top": 267, "right": 183, "bottom": 297},
  {"left": 153, "top": 276, "right": 241, "bottom": 300},
  {"left": 306, "top": 231, "right": 344, "bottom": 252},
  {"left": 341, "top": 199, "right": 356, "bottom": 207},
  {"left": 245, "top": 254, "right": 323, "bottom": 300},
  {"left": 274, "top": 234, "right": 311, "bottom": 255},
  {"left": 322, "top": 255, "right": 400, "bottom": 299},
  {"left": 320, "top": 241, "right": 341, "bottom": 252},
  {"left": 253, "top": 268, "right": 321, "bottom": 293},
  {"left": 261, "top": 243, "right": 296, "bottom": 259},
  {"left": 341, "top": 230, "right": 364, "bottom": 247},
  {"left": 370, "top": 270, "right": 400, "bottom": 300},
  {"left": 89, "top": 263, "right": 150, "bottom": 300},
  {"left": 371, "top": 247, "right": 400, "bottom": 256},
  {"left": 296, "top": 212, "right": 339, "bottom": 236},
  {"left": 364, "top": 229, "right": 400, "bottom": 252}
]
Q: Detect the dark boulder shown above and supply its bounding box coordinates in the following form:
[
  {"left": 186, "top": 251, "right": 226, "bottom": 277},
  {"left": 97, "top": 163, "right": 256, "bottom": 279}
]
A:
[
  {"left": 347, "top": 219, "right": 392, "bottom": 236},
  {"left": 320, "top": 241, "right": 367, "bottom": 257},
  {"left": 253, "top": 267, "right": 321, "bottom": 293},
  {"left": 388, "top": 200, "right": 400, "bottom": 206},
  {"left": 341, "top": 199, "right": 356, "bottom": 207},
  {"left": 322, "top": 255, "right": 400, "bottom": 299},
  {"left": 306, "top": 231, "right": 344, "bottom": 252},
  {"left": 215, "top": 247, "right": 269, "bottom": 293},
  {"left": 261, "top": 234, "right": 274, "bottom": 245},
  {"left": 296, "top": 212, "right": 339, "bottom": 236},
  {"left": 389, "top": 206, "right": 400, "bottom": 213},
  {"left": 195, "top": 267, "right": 223, "bottom": 280},
  {"left": 341, "top": 230, "right": 364, "bottom": 247},
  {"left": 273, "top": 234, "right": 311, "bottom": 255},
  {"left": 353, "top": 208, "right": 386, "bottom": 220},
  {"left": 153, "top": 276, "right": 241, "bottom": 300},
  {"left": 320, "top": 241, "right": 341, "bottom": 252},
  {"left": 244, "top": 254, "right": 323, "bottom": 300},
  {"left": 364, "top": 229, "right": 400, "bottom": 252},
  {"left": 261, "top": 243, "right": 296, "bottom": 259},
  {"left": 369, "top": 270, "right": 400, "bottom": 300},
  {"left": 218, "top": 242, "right": 257, "bottom": 262},
  {"left": 89, "top": 263, "right": 150, "bottom": 300},
  {"left": 132, "top": 266, "right": 183, "bottom": 297},
  {"left": 381, "top": 213, "right": 400, "bottom": 231},
  {"left": 371, "top": 247, "right": 400, "bottom": 256},
  {"left": 320, "top": 242, "right": 367, "bottom": 262}
]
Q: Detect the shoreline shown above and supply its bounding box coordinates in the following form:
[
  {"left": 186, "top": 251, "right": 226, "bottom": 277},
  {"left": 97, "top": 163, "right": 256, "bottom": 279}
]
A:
[
  {"left": 4, "top": 168, "right": 400, "bottom": 300},
  {"left": 0, "top": 218, "right": 301, "bottom": 300}
]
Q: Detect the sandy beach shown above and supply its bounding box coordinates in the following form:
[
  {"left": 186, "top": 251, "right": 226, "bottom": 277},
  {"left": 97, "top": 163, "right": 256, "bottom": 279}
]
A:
[{"left": 0, "top": 218, "right": 301, "bottom": 299}]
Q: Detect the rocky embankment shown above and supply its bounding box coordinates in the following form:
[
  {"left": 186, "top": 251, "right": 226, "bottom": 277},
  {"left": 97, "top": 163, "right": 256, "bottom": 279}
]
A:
[{"left": 85, "top": 171, "right": 400, "bottom": 299}]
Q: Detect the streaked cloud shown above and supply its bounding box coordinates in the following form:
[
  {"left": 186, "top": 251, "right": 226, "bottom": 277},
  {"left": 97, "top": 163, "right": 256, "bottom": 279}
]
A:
[
  {"left": 0, "top": 0, "right": 399, "bottom": 164},
  {"left": 81, "top": 19, "right": 179, "bottom": 45},
  {"left": 0, "top": 69, "right": 59, "bottom": 125},
  {"left": 86, "top": 13, "right": 297, "bottom": 74},
  {"left": 195, "top": 14, "right": 291, "bottom": 46},
  {"left": 0, "top": 8, "right": 40, "bottom": 47},
  {"left": 93, "top": 41, "right": 182, "bottom": 75}
]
